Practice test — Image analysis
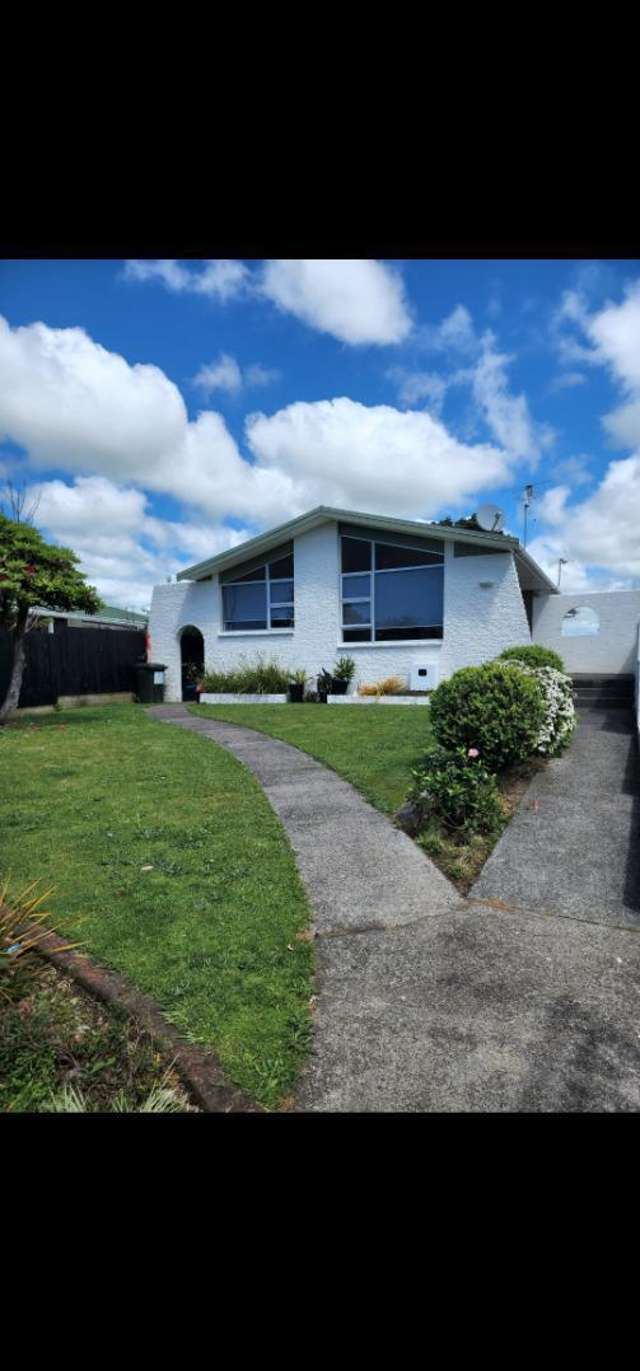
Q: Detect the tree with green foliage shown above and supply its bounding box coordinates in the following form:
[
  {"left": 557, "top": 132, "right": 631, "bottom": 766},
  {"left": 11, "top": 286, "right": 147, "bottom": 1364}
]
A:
[
  {"left": 0, "top": 513, "right": 102, "bottom": 723},
  {"left": 429, "top": 513, "right": 505, "bottom": 534}
]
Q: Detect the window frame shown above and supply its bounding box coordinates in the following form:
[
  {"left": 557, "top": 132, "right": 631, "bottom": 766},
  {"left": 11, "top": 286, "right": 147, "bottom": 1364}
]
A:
[
  {"left": 340, "top": 533, "right": 444, "bottom": 643},
  {"left": 221, "top": 554, "right": 294, "bottom": 632}
]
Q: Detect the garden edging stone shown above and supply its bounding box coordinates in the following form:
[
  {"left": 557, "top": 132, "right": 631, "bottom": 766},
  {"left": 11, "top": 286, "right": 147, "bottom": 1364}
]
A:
[{"left": 25, "top": 920, "right": 263, "bottom": 1113}]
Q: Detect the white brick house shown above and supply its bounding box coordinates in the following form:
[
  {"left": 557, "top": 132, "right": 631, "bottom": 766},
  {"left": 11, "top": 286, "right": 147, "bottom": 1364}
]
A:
[{"left": 149, "top": 506, "right": 557, "bottom": 702}]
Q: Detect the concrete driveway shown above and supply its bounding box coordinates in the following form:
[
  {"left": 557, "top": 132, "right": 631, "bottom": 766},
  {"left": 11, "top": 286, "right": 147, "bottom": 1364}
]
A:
[{"left": 151, "top": 705, "right": 640, "bottom": 1112}]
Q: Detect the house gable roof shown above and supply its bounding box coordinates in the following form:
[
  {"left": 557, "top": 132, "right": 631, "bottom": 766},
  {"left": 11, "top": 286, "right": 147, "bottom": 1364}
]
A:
[{"left": 176, "top": 505, "right": 557, "bottom": 595}]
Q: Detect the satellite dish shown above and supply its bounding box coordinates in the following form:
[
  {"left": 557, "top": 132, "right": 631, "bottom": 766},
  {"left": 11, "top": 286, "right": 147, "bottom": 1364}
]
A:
[{"left": 476, "top": 504, "right": 505, "bottom": 533}]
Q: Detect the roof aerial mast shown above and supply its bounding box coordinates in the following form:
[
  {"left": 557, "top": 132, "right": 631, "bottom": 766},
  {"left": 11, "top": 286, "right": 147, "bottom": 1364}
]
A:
[{"left": 523, "top": 484, "right": 534, "bottom": 547}]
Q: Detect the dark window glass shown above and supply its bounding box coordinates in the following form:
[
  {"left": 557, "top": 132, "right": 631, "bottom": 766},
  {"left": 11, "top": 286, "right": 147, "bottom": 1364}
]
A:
[
  {"left": 341, "top": 573, "right": 370, "bottom": 599},
  {"left": 269, "top": 579, "right": 294, "bottom": 605},
  {"left": 342, "top": 537, "right": 372, "bottom": 573},
  {"left": 270, "top": 610, "right": 294, "bottom": 628},
  {"left": 343, "top": 602, "right": 371, "bottom": 626},
  {"left": 222, "top": 583, "right": 267, "bottom": 630},
  {"left": 269, "top": 553, "right": 294, "bottom": 579},
  {"left": 375, "top": 541, "right": 444, "bottom": 570},
  {"left": 374, "top": 565, "right": 443, "bottom": 634},
  {"left": 343, "top": 628, "right": 372, "bottom": 643},
  {"left": 232, "top": 565, "right": 266, "bottom": 583},
  {"left": 375, "top": 625, "right": 443, "bottom": 641}
]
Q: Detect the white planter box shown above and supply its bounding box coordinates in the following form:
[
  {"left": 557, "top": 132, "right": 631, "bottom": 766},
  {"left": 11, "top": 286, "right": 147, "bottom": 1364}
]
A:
[
  {"left": 199, "top": 693, "right": 288, "bottom": 705},
  {"left": 327, "top": 694, "right": 430, "bottom": 706}
]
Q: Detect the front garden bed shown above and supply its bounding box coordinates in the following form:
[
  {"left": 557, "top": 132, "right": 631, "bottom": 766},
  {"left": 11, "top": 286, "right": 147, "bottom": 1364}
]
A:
[
  {"left": 200, "top": 692, "right": 288, "bottom": 704},
  {"left": 401, "top": 649, "right": 576, "bottom": 893},
  {"left": 412, "top": 756, "right": 547, "bottom": 894},
  {"left": 0, "top": 940, "right": 197, "bottom": 1113},
  {"left": 327, "top": 694, "right": 430, "bottom": 706}
]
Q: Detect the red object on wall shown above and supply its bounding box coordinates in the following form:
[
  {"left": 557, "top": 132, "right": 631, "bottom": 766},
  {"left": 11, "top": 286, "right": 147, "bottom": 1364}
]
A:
[{"left": 144, "top": 629, "right": 151, "bottom": 661}]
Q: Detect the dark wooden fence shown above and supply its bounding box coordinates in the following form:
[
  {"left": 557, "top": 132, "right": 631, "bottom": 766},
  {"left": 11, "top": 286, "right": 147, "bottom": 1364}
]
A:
[{"left": 0, "top": 626, "right": 147, "bottom": 709}]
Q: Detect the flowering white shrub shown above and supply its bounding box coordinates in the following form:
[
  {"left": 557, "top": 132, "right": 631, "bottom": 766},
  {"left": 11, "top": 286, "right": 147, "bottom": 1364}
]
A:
[{"left": 502, "top": 661, "right": 576, "bottom": 756}]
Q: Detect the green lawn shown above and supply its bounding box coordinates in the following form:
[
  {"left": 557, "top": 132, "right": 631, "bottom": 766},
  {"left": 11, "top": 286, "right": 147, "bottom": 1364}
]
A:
[
  {"left": 0, "top": 705, "right": 313, "bottom": 1108},
  {"left": 192, "top": 702, "right": 433, "bottom": 814}
]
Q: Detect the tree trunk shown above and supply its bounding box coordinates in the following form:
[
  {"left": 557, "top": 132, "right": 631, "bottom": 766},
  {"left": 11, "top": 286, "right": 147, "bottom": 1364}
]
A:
[{"left": 0, "top": 619, "right": 28, "bottom": 724}]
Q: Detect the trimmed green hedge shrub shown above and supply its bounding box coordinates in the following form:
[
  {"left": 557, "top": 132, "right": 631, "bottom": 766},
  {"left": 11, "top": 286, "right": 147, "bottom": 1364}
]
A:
[
  {"left": 429, "top": 662, "right": 545, "bottom": 771},
  {"left": 410, "top": 745, "right": 503, "bottom": 834},
  {"left": 498, "top": 644, "right": 565, "bottom": 673}
]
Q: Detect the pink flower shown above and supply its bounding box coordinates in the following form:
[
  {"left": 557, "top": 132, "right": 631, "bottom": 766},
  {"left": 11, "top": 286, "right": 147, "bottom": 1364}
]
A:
[{"left": 468, "top": 748, "right": 479, "bottom": 758}]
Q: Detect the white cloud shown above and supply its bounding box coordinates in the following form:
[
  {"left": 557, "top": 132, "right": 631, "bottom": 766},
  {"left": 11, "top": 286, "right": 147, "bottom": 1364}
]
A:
[
  {"left": 123, "top": 259, "right": 251, "bottom": 302},
  {"left": 0, "top": 315, "right": 295, "bottom": 525},
  {"left": 123, "top": 257, "right": 413, "bottom": 346},
  {"left": 27, "top": 476, "right": 249, "bottom": 611},
  {"left": 122, "top": 259, "right": 192, "bottom": 292},
  {"left": 547, "top": 371, "right": 586, "bottom": 393},
  {"left": 603, "top": 399, "right": 640, "bottom": 447},
  {"left": 245, "top": 396, "right": 515, "bottom": 518},
  {"left": 417, "top": 304, "right": 477, "bottom": 355},
  {"left": 245, "top": 363, "right": 280, "bottom": 387},
  {"left": 552, "top": 454, "right": 593, "bottom": 486},
  {"left": 471, "top": 332, "right": 549, "bottom": 463},
  {"left": 525, "top": 536, "right": 593, "bottom": 594},
  {"left": 415, "top": 306, "right": 549, "bottom": 462},
  {"left": 551, "top": 279, "right": 640, "bottom": 447},
  {"left": 536, "top": 485, "right": 570, "bottom": 526},
  {"left": 1, "top": 315, "right": 527, "bottom": 532},
  {"left": 0, "top": 315, "right": 186, "bottom": 477},
  {"left": 588, "top": 284, "right": 640, "bottom": 391},
  {"left": 438, "top": 305, "right": 477, "bottom": 353},
  {"left": 192, "top": 354, "right": 243, "bottom": 395},
  {"left": 529, "top": 452, "right": 640, "bottom": 587},
  {"left": 191, "top": 353, "right": 280, "bottom": 397},
  {"left": 259, "top": 259, "right": 412, "bottom": 345},
  {"left": 386, "top": 368, "right": 449, "bottom": 412}
]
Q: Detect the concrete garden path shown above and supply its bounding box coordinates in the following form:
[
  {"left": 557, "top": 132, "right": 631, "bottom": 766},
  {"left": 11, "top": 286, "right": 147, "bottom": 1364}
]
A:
[
  {"left": 472, "top": 710, "right": 640, "bottom": 929},
  {"left": 148, "top": 705, "right": 640, "bottom": 1112}
]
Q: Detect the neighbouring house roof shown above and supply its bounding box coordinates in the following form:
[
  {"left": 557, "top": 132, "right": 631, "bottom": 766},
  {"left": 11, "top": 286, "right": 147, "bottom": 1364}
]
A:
[
  {"left": 36, "top": 604, "right": 148, "bottom": 627},
  {"left": 176, "top": 505, "right": 558, "bottom": 595}
]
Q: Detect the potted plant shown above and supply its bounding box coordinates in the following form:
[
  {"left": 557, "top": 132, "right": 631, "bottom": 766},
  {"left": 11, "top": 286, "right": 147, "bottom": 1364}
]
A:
[
  {"left": 331, "top": 655, "right": 356, "bottom": 695},
  {"left": 288, "top": 668, "right": 308, "bottom": 703},
  {"left": 182, "top": 661, "right": 201, "bottom": 702},
  {"left": 316, "top": 668, "right": 333, "bottom": 704}
]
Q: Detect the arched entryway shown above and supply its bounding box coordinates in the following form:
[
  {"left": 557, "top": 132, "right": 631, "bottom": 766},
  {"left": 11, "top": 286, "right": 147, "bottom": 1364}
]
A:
[{"left": 179, "top": 626, "right": 204, "bottom": 701}]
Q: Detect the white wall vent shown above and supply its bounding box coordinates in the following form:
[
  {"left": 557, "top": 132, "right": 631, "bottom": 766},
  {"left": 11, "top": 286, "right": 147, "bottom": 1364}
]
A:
[{"left": 410, "top": 660, "right": 439, "bottom": 691}]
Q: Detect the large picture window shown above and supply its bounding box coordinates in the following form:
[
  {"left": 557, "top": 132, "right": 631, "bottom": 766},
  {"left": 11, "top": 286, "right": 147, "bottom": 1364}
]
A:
[
  {"left": 221, "top": 546, "right": 294, "bottom": 631},
  {"left": 341, "top": 534, "right": 443, "bottom": 642}
]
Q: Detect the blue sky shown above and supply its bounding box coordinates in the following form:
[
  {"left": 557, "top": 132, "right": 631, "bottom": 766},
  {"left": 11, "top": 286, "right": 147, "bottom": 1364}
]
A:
[{"left": 1, "top": 256, "right": 639, "bottom": 608}]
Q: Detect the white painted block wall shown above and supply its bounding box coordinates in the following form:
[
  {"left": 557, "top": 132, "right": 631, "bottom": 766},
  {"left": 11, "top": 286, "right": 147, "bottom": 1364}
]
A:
[
  {"left": 149, "top": 521, "right": 533, "bottom": 702},
  {"left": 532, "top": 589, "right": 640, "bottom": 674}
]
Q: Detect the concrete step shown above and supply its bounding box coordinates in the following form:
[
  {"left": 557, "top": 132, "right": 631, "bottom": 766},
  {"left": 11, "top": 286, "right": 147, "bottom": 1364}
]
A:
[
  {"left": 571, "top": 674, "right": 634, "bottom": 689},
  {"left": 574, "top": 687, "right": 634, "bottom": 701},
  {"left": 572, "top": 677, "right": 634, "bottom": 709},
  {"left": 575, "top": 699, "right": 634, "bottom": 712}
]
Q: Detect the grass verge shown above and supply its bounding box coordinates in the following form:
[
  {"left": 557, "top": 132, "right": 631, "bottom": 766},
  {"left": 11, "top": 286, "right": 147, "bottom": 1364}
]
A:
[
  {"left": 0, "top": 705, "right": 313, "bottom": 1108},
  {"left": 192, "top": 702, "right": 433, "bottom": 814}
]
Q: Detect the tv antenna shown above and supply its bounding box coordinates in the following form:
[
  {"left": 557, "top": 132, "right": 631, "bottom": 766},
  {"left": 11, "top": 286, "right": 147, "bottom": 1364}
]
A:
[
  {"left": 522, "top": 485, "right": 535, "bottom": 547},
  {"left": 476, "top": 503, "right": 505, "bottom": 533}
]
